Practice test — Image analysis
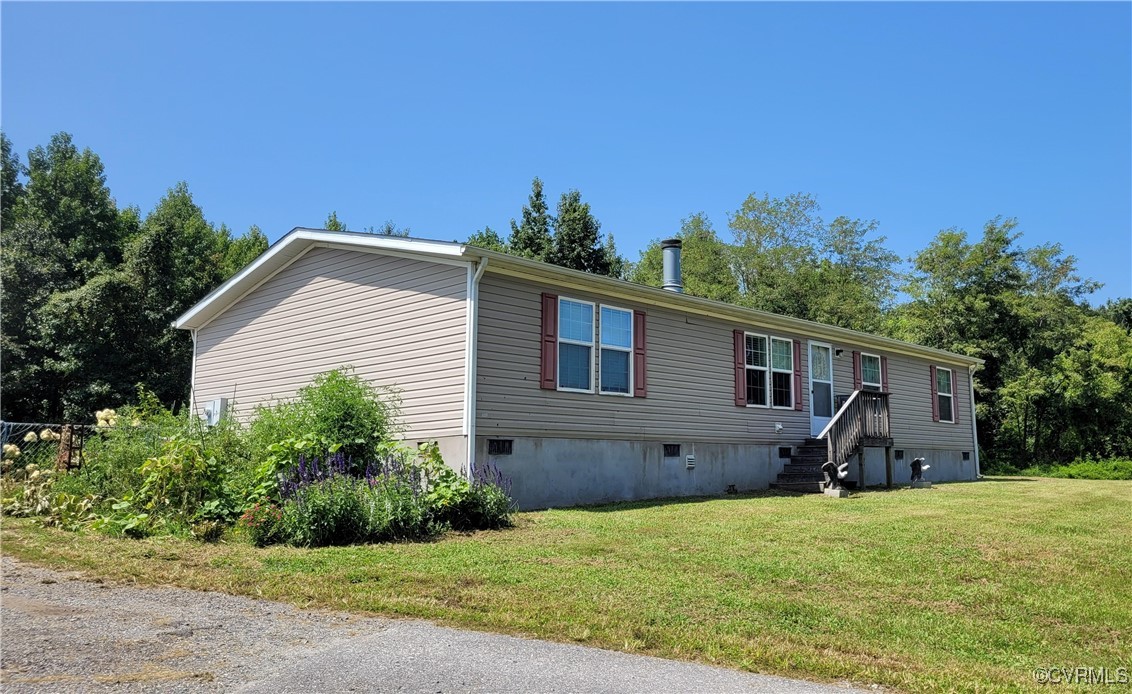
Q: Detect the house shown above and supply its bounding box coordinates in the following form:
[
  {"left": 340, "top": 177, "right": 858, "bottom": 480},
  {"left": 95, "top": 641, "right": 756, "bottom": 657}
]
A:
[{"left": 174, "top": 228, "right": 983, "bottom": 509}]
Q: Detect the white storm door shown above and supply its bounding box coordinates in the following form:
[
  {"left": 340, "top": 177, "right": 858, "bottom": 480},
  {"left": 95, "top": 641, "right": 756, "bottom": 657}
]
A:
[{"left": 809, "top": 341, "right": 834, "bottom": 436}]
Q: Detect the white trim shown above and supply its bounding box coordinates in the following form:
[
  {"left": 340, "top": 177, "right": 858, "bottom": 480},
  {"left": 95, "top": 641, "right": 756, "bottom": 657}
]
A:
[
  {"left": 808, "top": 340, "right": 834, "bottom": 436},
  {"left": 860, "top": 352, "right": 883, "bottom": 391},
  {"left": 462, "top": 263, "right": 474, "bottom": 438},
  {"left": 174, "top": 228, "right": 469, "bottom": 330},
  {"left": 189, "top": 328, "right": 198, "bottom": 414},
  {"left": 556, "top": 296, "right": 596, "bottom": 394},
  {"left": 968, "top": 363, "right": 981, "bottom": 477},
  {"left": 598, "top": 303, "right": 634, "bottom": 397},
  {"left": 936, "top": 366, "right": 956, "bottom": 424},
  {"left": 465, "top": 258, "right": 488, "bottom": 477},
  {"left": 769, "top": 336, "right": 795, "bottom": 410},
  {"left": 191, "top": 245, "right": 316, "bottom": 332},
  {"left": 742, "top": 331, "right": 770, "bottom": 408}
]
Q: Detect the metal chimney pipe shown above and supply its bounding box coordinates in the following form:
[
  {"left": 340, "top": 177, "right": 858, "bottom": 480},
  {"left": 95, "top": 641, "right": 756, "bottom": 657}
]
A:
[{"left": 661, "top": 239, "right": 683, "bottom": 293}]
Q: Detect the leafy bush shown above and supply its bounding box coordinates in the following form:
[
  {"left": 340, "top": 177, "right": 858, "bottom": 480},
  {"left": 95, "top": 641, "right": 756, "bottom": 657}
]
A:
[
  {"left": 447, "top": 462, "right": 515, "bottom": 531},
  {"left": 1014, "top": 458, "right": 1132, "bottom": 481},
  {"left": 246, "top": 368, "right": 401, "bottom": 492}
]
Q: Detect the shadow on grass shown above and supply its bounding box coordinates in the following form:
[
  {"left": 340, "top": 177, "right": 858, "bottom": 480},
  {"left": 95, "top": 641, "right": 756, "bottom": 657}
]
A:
[{"left": 549, "top": 488, "right": 803, "bottom": 514}]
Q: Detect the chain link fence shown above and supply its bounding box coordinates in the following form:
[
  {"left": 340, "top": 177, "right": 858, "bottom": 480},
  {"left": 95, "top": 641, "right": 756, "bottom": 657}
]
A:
[{"left": 1, "top": 422, "right": 94, "bottom": 472}]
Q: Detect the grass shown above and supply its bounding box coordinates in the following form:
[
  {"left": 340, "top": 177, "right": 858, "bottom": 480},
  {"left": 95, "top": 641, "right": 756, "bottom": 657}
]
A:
[{"left": 3, "top": 477, "right": 1130, "bottom": 692}]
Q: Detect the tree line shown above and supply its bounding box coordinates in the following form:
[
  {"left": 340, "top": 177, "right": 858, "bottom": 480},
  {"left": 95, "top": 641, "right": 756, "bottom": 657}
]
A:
[{"left": 2, "top": 133, "right": 1129, "bottom": 467}]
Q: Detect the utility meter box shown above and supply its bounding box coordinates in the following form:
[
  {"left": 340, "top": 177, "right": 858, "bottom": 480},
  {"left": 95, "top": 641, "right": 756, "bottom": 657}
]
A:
[{"left": 202, "top": 398, "right": 228, "bottom": 427}]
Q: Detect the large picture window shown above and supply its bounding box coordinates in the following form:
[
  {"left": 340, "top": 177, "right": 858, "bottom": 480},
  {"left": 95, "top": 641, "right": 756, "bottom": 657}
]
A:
[
  {"left": 599, "top": 305, "right": 633, "bottom": 395},
  {"left": 770, "top": 337, "right": 794, "bottom": 409},
  {"left": 936, "top": 367, "right": 954, "bottom": 423},
  {"left": 557, "top": 298, "right": 594, "bottom": 392}
]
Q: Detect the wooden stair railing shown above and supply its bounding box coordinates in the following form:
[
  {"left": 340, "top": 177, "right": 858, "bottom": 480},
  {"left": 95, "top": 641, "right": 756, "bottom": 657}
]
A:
[{"left": 817, "top": 390, "right": 891, "bottom": 482}]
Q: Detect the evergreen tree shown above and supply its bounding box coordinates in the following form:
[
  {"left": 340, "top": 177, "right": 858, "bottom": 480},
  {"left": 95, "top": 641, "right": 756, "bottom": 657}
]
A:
[
  {"left": 325, "top": 211, "right": 347, "bottom": 231},
  {"left": 549, "top": 189, "right": 610, "bottom": 275},
  {"left": 509, "top": 177, "right": 552, "bottom": 261}
]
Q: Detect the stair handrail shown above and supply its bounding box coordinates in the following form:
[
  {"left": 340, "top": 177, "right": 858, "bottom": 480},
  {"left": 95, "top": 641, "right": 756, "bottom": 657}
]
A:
[{"left": 817, "top": 390, "right": 891, "bottom": 470}]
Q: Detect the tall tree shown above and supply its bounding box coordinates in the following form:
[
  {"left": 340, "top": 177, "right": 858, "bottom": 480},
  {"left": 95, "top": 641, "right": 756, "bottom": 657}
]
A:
[
  {"left": 1, "top": 133, "right": 136, "bottom": 420},
  {"left": 324, "top": 211, "right": 347, "bottom": 231},
  {"left": 889, "top": 217, "right": 1110, "bottom": 464},
  {"left": 629, "top": 213, "right": 740, "bottom": 302},
  {"left": 466, "top": 226, "right": 507, "bottom": 252},
  {"left": 549, "top": 189, "right": 612, "bottom": 275},
  {"left": 1, "top": 132, "right": 25, "bottom": 231},
  {"left": 509, "top": 177, "right": 552, "bottom": 261}
]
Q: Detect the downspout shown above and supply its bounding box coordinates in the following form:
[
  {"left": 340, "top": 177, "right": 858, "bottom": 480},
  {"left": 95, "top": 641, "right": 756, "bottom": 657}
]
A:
[
  {"left": 189, "top": 328, "right": 198, "bottom": 415},
  {"left": 968, "top": 363, "right": 981, "bottom": 478},
  {"left": 463, "top": 258, "right": 489, "bottom": 478}
]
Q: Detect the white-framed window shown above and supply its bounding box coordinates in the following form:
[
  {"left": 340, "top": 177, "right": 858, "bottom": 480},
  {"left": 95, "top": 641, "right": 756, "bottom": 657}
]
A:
[
  {"left": 744, "top": 333, "right": 769, "bottom": 407},
  {"left": 599, "top": 304, "right": 633, "bottom": 395},
  {"left": 557, "top": 297, "right": 595, "bottom": 393},
  {"left": 861, "top": 353, "right": 883, "bottom": 391},
  {"left": 770, "top": 337, "right": 794, "bottom": 409},
  {"left": 936, "top": 367, "right": 954, "bottom": 423}
]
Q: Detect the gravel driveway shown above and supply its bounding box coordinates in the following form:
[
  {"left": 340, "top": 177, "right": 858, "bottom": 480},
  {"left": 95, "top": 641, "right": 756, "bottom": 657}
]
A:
[{"left": 1, "top": 556, "right": 860, "bottom": 693}]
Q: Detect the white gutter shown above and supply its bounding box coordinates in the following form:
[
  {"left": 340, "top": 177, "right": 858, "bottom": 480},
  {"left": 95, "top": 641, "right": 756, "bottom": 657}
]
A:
[
  {"left": 968, "top": 363, "right": 981, "bottom": 477},
  {"left": 463, "top": 258, "right": 489, "bottom": 477},
  {"left": 189, "top": 328, "right": 198, "bottom": 414}
]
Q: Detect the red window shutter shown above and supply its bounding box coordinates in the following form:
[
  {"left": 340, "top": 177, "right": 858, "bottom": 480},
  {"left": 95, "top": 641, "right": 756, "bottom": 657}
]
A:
[
  {"left": 733, "top": 330, "right": 745, "bottom": 407},
  {"left": 852, "top": 351, "right": 862, "bottom": 390},
  {"left": 881, "top": 356, "right": 889, "bottom": 393},
  {"left": 929, "top": 365, "right": 940, "bottom": 421},
  {"left": 540, "top": 293, "right": 558, "bottom": 390},
  {"left": 793, "top": 339, "right": 803, "bottom": 411},
  {"left": 633, "top": 311, "right": 647, "bottom": 398}
]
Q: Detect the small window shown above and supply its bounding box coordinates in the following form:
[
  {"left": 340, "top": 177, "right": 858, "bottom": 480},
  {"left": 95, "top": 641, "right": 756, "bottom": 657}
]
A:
[
  {"left": 557, "top": 298, "right": 594, "bottom": 392},
  {"left": 860, "top": 353, "right": 882, "bottom": 391},
  {"left": 663, "top": 443, "right": 681, "bottom": 458},
  {"left": 936, "top": 367, "right": 955, "bottom": 423},
  {"left": 770, "top": 337, "right": 794, "bottom": 409},
  {"left": 599, "top": 305, "right": 633, "bottom": 395},
  {"left": 778, "top": 446, "right": 793, "bottom": 459},
  {"left": 488, "top": 439, "right": 513, "bottom": 456},
  {"left": 895, "top": 449, "right": 905, "bottom": 461},
  {"left": 962, "top": 451, "right": 971, "bottom": 461}
]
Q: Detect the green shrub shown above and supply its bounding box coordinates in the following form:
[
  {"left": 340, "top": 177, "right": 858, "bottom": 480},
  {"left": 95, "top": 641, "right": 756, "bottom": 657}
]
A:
[
  {"left": 281, "top": 475, "right": 369, "bottom": 547},
  {"left": 238, "top": 502, "right": 286, "bottom": 547},
  {"left": 1015, "top": 458, "right": 1132, "bottom": 481},
  {"left": 246, "top": 367, "right": 401, "bottom": 499}
]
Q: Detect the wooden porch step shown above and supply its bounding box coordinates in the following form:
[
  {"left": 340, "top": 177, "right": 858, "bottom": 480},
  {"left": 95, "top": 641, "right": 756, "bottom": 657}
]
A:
[{"left": 771, "top": 481, "right": 825, "bottom": 494}]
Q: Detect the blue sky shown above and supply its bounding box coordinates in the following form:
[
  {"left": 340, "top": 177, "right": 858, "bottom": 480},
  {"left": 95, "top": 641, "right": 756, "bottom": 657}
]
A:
[{"left": 3, "top": 2, "right": 1129, "bottom": 303}]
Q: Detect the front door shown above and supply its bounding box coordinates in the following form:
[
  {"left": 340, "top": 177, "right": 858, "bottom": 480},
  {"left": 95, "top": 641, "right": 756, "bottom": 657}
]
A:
[{"left": 809, "top": 341, "right": 834, "bottom": 436}]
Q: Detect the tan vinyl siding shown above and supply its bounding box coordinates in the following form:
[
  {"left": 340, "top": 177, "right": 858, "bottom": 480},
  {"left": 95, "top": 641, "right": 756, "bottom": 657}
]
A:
[
  {"left": 476, "top": 274, "right": 811, "bottom": 443},
  {"left": 831, "top": 349, "right": 972, "bottom": 450},
  {"left": 477, "top": 272, "right": 975, "bottom": 452},
  {"left": 194, "top": 247, "right": 467, "bottom": 437}
]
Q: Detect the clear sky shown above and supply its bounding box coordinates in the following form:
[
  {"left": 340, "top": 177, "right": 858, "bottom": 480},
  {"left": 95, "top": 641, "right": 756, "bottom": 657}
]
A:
[{"left": 3, "top": 2, "right": 1129, "bottom": 303}]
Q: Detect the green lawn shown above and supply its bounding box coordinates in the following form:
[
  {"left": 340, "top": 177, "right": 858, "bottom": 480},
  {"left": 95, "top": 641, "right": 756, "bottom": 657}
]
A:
[{"left": 3, "top": 477, "right": 1129, "bottom": 692}]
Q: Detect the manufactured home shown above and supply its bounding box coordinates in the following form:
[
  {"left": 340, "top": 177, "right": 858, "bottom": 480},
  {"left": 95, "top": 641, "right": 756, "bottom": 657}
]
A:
[{"left": 175, "top": 229, "right": 982, "bottom": 509}]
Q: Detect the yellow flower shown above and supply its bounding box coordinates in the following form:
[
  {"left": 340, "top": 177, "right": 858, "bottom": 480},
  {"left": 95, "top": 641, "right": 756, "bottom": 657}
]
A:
[{"left": 23, "top": 431, "right": 38, "bottom": 442}]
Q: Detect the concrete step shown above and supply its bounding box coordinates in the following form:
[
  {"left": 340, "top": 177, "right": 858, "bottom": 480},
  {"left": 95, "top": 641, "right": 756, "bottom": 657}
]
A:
[
  {"left": 776, "top": 474, "right": 825, "bottom": 484},
  {"left": 778, "top": 461, "right": 824, "bottom": 473},
  {"left": 772, "top": 481, "right": 825, "bottom": 494}
]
